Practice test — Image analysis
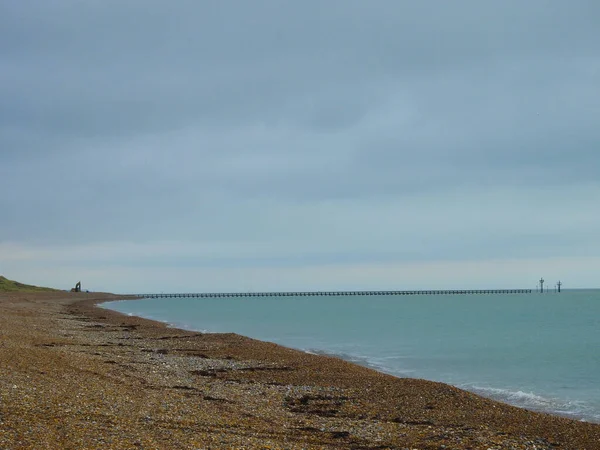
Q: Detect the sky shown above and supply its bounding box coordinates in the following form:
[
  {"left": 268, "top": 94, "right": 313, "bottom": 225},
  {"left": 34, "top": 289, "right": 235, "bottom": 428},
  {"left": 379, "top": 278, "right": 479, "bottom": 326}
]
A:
[{"left": 1, "top": 1, "right": 599, "bottom": 293}]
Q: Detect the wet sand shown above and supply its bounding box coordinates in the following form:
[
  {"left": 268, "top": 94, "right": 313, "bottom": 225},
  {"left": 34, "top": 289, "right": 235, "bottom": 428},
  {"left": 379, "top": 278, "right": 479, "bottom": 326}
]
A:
[{"left": 1, "top": 291, "right": 599, "bottom": 449}]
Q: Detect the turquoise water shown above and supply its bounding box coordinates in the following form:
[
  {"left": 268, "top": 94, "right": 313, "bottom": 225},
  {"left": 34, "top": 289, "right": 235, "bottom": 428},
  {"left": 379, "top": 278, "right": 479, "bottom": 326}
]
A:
[{"left": 103, "top": 289, "right": 600, "bottom": 422}]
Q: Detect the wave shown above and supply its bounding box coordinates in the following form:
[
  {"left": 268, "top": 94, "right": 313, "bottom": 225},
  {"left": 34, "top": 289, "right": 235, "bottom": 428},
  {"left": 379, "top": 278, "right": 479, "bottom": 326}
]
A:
[
  {"left": 302, "top": 348, "right": 418, "bottom": 377},
  {"left": 302, "top": 349, "right": 600, "bottom": 424},
  {"left": 462, "top": 384, "right": 599, "bottom": 423}
]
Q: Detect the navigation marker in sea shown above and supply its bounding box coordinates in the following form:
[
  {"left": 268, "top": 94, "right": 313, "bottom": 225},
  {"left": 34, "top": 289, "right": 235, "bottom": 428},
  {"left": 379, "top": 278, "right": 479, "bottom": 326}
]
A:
[{"left": 539, "top": 277, "right": 545, "bottom": 293}]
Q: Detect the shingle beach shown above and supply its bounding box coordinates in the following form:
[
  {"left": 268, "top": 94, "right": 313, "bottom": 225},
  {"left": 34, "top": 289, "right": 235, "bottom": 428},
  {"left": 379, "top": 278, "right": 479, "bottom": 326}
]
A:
[{"left": 1, "top": 292, "right": 599, "bottom": 449}]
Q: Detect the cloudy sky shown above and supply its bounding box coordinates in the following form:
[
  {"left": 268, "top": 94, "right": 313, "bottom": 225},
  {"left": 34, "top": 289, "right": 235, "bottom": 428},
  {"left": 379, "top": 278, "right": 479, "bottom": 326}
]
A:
[{"left": 1, "top": 1, "right": 599, "bottom": 293}]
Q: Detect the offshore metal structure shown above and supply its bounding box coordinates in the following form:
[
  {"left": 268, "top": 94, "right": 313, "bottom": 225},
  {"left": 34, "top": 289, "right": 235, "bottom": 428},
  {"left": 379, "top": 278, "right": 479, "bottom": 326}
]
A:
[{"left": 539, "top": 278, "right": 563, "bottom": 293}]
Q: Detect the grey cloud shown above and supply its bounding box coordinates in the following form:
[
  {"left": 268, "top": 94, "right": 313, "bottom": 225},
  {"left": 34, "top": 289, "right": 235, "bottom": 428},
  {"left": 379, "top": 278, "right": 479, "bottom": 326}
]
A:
[
  {"left": 1, "top": 1, "right": 600, "bottom": 289},
  {"left": 2, "top": 1, "right": 599, "bottom": 139}
]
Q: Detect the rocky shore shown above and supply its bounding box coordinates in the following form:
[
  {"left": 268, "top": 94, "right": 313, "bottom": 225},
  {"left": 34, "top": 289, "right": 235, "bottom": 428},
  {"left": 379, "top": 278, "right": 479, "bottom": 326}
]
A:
[{"left": 1, "top": 292, "right": 599, "bottom": 449}]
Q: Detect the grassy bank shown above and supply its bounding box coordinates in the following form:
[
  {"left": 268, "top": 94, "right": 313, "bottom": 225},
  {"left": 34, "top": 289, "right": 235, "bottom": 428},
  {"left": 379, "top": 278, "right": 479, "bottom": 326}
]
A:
[{"left": 0, "top": 275, "right": 58, "bottom": 292}]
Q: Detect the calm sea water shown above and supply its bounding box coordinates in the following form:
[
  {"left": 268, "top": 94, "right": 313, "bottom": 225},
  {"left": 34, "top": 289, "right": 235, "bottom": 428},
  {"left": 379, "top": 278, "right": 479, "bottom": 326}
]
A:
[{"left": 103, "top": 289, "right": 600, "bottom": 422}]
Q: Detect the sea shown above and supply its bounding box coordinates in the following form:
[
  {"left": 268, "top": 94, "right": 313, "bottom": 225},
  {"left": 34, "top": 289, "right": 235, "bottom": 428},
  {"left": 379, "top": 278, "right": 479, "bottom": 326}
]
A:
[{"left": 102, "top": 289, "right": 600, "bottom": 423}]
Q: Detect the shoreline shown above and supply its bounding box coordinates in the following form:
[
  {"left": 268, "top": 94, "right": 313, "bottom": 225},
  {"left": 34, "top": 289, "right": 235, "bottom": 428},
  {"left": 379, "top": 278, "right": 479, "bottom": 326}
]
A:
[
  {"left": 2, "top": 291, "right": 599, "bottom": 449},
  {"left": 101, "top": 296, "right": 599, "bottom": 425}
]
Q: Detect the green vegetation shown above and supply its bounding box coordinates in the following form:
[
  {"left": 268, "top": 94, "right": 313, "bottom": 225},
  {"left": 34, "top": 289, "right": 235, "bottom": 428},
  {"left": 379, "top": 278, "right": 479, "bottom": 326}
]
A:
[{"left": 0, "top": 275, "right": 58, "bottom": 292}]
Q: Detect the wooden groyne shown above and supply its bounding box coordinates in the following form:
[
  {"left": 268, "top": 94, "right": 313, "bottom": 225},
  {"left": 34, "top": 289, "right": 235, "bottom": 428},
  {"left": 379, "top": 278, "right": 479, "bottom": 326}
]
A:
[{"left": 135, "top": 289, "right": 532, "bottom": 299}]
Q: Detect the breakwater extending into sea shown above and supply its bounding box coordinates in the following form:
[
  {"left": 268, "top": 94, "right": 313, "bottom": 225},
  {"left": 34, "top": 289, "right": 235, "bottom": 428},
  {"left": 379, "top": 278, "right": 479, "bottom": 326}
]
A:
[{"left": 136, "top": 288, "right": 531, "bottom": 298}]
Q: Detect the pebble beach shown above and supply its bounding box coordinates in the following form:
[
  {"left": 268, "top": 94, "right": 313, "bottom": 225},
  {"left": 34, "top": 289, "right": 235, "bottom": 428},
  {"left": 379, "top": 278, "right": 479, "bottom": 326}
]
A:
[{"left": 1, "top": 291, "right": 599, "bottom": 449}]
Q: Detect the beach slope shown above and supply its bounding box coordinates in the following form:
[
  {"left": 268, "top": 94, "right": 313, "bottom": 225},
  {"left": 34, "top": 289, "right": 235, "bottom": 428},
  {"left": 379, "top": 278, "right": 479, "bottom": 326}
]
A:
[{"left": 1, "top": 291, "right": 598, "bottom": 449}]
